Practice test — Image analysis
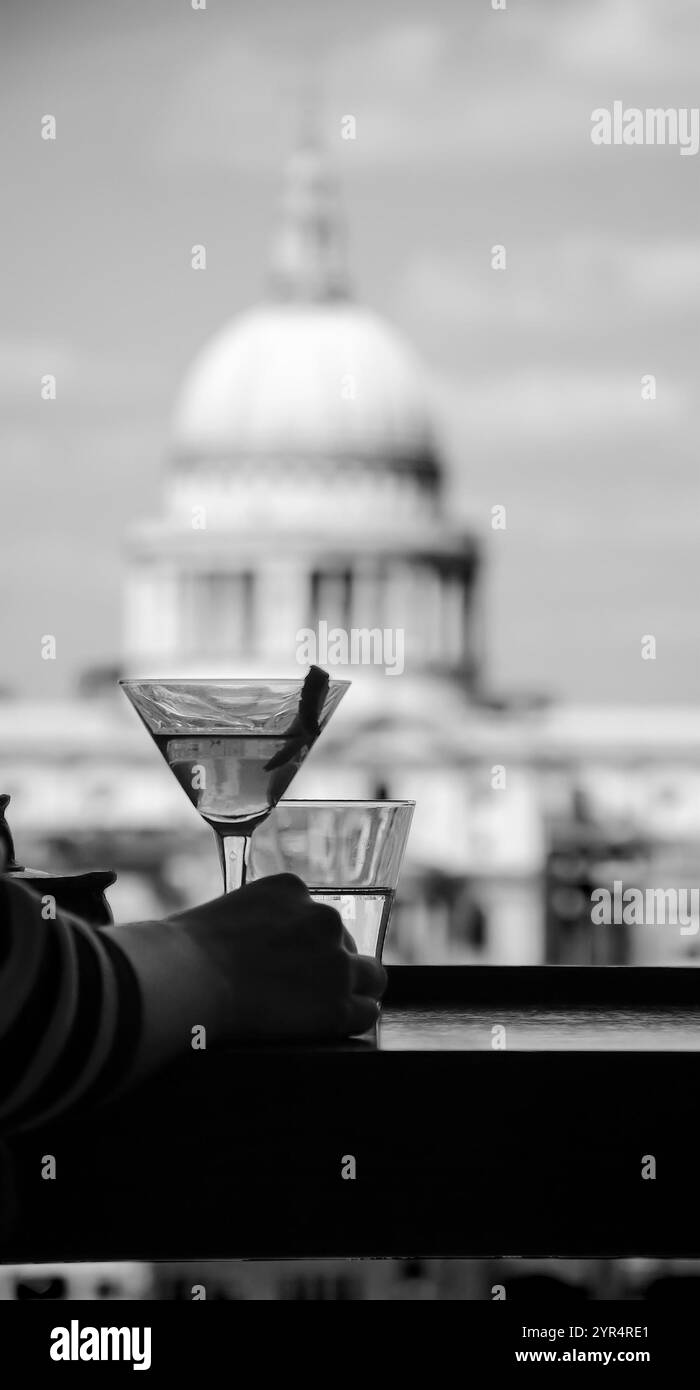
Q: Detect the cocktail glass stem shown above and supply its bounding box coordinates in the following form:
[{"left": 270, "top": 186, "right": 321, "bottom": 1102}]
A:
[{"left": 215, "top": 833, "right": 250, "bottom": 893}]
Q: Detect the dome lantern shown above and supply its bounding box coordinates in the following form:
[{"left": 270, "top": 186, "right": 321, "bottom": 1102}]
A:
[{"left": 267, "top": 136, "right": 350, "bottom": 304}]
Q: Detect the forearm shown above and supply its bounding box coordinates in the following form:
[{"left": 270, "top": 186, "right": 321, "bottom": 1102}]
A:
[
  {"left": 100, "top": 917, "right": 228, "bottom": 1089},
  {"left": 0, "top": 875, "right": 230, "bottom": 1136},
  {"left": 0, "top": 880, "right": 141, "bottom": 1134}
]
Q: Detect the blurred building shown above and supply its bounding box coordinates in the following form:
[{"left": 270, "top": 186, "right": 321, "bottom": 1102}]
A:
[
  {"left": 126, "top": 141, "right": 480, "bottom": 693},
  {"left": 3, "top": 140, "right": 700, "bottom": 962},
  {"left": 4, "top": 1255, "right": 700, "bottom": 1302}
]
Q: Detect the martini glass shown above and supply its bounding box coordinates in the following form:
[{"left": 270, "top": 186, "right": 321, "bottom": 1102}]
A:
[{"left": 119, "top": 668, "right": 350, "bottom": 892}]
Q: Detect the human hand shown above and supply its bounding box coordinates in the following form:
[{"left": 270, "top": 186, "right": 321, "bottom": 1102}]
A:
[
  {"left": 172, "top": 872, "right": 386, "bottom": 1042},
  {"left": 104, "top": 873, "right": 387, "bottom": 1084}
]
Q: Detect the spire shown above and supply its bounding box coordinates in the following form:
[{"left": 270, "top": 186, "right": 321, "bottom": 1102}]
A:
[{"left": 268, "top": 113, "right": 350, "bottom": 304}]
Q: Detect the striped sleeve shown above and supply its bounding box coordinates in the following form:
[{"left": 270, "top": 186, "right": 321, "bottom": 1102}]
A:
[{"left": 0, "top": 878, "right": 142, "bottom": 1135}]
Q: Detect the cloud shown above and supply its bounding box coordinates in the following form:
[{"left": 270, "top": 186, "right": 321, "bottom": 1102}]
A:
[
  {"left": 618, "top": 241, "right": 700, "bottom": 308},
  {"left": 150, "top": 42, "right": 298, "bottom": 172},
  {"left": 145, "top": 2, "right": 700, "bottom": 178},
  {"left": 0, "top": 336, "right": 173, "bottom": 413},
  {"left": 0, "top": 339, "right": 78, "bottom": 398},
  {"left": 396, "top": 237, "right": 700, "bottom": 350},
  {"left": 143, "top": 14, "right": 583, "bottom": 174},
  {"left": 325, "top": 2, "right": 700, "bottom": 168},
  {"left": 318, "top": 23, "right": 589, "bottom": 171},
  {"left": 541, "top": 0, "right": 700, "bottom": 82},
  {"left": 431, "top": 367, "right": 689, "bottom": 453}
]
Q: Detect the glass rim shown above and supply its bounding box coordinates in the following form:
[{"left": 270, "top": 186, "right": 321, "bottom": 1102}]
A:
[
  {"left": 118, "top": 676, "right": 352, "bottom": 689},
  {"left": 277, "top": 798, "right": 415, "bottom": 810}
]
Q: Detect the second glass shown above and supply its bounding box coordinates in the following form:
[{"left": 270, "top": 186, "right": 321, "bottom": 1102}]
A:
[{"left": 245, "top": 799, "right": 415, "bottom": 958}]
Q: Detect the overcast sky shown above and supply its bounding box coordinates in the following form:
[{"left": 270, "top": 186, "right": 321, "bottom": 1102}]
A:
[{"left": 2, "top": 0, "right": 700, "bottom": 703}]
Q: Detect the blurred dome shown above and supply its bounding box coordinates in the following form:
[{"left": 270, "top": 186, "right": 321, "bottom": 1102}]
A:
[{"left": 172, "top": 302, "right": 435, "bottom": 464}]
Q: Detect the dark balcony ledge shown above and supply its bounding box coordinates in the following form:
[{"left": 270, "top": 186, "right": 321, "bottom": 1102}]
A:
[
  {"left": 3, "top": 965, "right": 700, "bottom": 1263},
  {"left": 385, "top": 963, "right": 700, "bottom": 1009}
]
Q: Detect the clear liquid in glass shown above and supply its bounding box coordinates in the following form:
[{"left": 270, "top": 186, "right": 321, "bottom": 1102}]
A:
[
  {"left": 309, "top": 887, "right": 394, "bottom": 958},
  {"left": 154, "top": 733, "right": 306, "bottom": 836}
]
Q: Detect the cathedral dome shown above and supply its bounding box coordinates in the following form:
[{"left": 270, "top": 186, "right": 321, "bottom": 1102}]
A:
[
  {"left": 171, "top": 136, "right": 437, "bottom": 475},
  {"left": 172, "top": 301, "right": 435, "bottom": 464}
]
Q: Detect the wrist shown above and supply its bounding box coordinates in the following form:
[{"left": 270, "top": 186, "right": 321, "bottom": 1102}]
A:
[{"left": 101, "top": 918, "right": 228, "bottom": 1086}]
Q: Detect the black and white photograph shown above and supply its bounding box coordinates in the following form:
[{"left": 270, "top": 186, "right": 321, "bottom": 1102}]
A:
[{"left": 2, "top": 0, "right": 700, "bottom": 1357}]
